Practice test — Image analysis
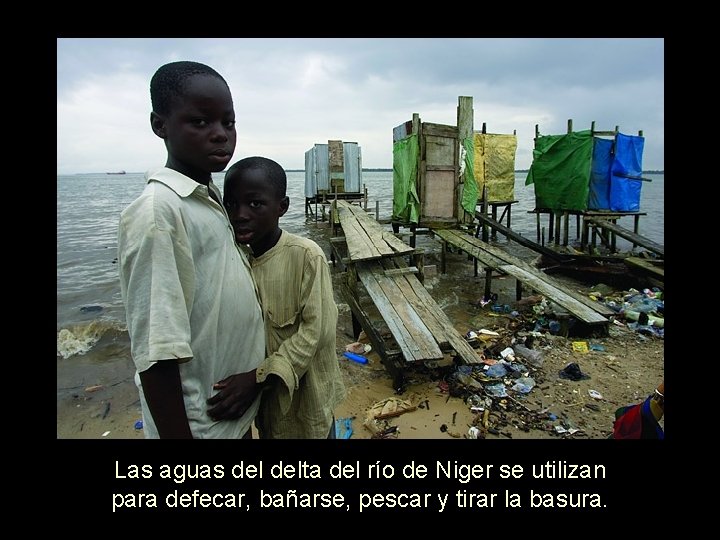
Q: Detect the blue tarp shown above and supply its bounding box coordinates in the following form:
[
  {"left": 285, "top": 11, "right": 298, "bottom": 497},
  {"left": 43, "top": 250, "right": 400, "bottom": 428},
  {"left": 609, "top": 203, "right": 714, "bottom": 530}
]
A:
[
  {"left": 609, "top": 133, "right": 644, "bottom": 212},
  {"left": 588, "top": 133, "right": 645, "bottom": 212},
  {"left": 588, "top": 137, "right": 613, "bottom": 210}
]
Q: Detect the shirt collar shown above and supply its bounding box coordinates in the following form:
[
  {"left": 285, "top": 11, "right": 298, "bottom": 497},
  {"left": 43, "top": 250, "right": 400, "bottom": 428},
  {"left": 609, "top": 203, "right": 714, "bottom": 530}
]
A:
[{"left": 145, "top": 166, "right": 215, "bottom": 198}]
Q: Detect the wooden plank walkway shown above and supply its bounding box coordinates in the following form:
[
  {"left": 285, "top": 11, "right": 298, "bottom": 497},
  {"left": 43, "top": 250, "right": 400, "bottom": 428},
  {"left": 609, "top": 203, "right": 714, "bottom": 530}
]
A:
[
  {"left": 432, "top": 228, "right": 612, "bottom": 326},
  {"left": 582, "top": 217, "right": 664, "bottom": 257},
  {"left": 332, "top": 200, "right": 481, "bottom": 370},
  {"left": 335, "top": 201, "right": 414, "bottom": 261}
]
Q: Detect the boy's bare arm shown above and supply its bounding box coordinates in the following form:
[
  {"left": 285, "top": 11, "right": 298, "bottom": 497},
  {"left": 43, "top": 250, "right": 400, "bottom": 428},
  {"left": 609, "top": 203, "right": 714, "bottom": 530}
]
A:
[{"left": 139, "top": 361, "right": 193, "bottom": 438}]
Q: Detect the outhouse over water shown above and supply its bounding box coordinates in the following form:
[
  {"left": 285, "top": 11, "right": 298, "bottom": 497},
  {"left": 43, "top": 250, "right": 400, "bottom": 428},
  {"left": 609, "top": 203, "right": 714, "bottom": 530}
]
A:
[{"left": 305, "top": 140, "right": 364, "bottom": 217}]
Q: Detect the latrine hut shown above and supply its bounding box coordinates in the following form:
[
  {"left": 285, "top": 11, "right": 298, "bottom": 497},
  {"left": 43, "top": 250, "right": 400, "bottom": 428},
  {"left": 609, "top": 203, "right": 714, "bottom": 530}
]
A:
[
  {"left": 304, "top": 140, "right": 364, "bottom": 218},
  {"left": 526, "top": 120, "right": 648, "bottom": 247},
  {"left": 391, "top": 96, "right": 518, "bottom": 244}
]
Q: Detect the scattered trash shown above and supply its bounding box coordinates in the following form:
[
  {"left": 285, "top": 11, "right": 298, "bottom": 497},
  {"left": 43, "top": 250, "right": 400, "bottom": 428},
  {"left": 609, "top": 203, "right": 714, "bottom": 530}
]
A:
[
  {"left": 102, "top": 431, "right": 111, "bottom": 437},
  {"left": 134, "top": 420, "right": 143, "bottom": 430},
  {"left": 345, "top": 342, "right": 371, "bottom": 354},
  {"left": 367, "top": 396, "right": 418, "bottom": 420},
  {"left": 499, "top": 347, "right": 516, "bottom": 361},
  {"left": 80, "top": 305, "right": 103, "bottom": 313},
  {"left": 572, "top": 341, "right": 589, "bottom": 353},
  {"left": 513, "top": 343, "right": 543, "bottom": 367},
  {"left": 484, "top": 383, "right": 508, "bottom": 398},
  {"left": 559, "top": 362, "right": 590, "bottom": 381},
  {"left": 84, "top": 384, "right": 104, "bottom": 393},
  {"left": 486, "top": 363, "right": 508, "bottom": 378},
  {"left": 512, "top": 377, "right": 536, "bottom": 394},
  {"left": 589, "top": 343, "right": 606, "bottom": 352},
  {"left": 468, "top": 426, "right": 481, "bottom": 439},
  {"left": 588, "top": 389, "right": 604, "bottom": 400}
]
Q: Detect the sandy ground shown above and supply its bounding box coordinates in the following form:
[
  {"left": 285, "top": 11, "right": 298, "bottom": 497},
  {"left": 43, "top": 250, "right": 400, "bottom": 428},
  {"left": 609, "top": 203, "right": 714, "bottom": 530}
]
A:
[{"left": 56, "top": 229, "right": 664, "bottom": 440}]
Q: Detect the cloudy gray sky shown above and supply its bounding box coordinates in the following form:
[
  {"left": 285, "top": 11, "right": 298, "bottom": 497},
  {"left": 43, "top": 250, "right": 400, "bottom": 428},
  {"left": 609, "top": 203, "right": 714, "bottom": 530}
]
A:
[{"left": 57, "top": 38, "right": 664, "bottom": 174}]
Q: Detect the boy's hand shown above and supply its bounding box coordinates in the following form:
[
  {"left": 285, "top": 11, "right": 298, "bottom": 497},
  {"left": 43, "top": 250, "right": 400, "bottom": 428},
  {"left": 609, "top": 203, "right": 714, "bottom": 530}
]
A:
[{"left": 207, "top": 370, "right": 259, "bottom": 420}]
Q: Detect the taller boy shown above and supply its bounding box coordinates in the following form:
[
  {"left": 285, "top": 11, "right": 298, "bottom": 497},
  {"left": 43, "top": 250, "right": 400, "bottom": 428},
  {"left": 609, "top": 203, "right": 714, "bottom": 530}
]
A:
[{"left": 118, "top": 61, "right": 265, "bottom": 438}]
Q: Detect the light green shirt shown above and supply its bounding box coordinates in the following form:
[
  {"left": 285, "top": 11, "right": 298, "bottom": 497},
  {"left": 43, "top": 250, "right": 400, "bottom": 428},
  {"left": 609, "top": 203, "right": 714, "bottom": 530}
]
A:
[
  {"left": 118, "top": 167, "right": 265, "bottom": 438},
  {"left": 252, "top": 231, "right": 346, "bottom": 438}
]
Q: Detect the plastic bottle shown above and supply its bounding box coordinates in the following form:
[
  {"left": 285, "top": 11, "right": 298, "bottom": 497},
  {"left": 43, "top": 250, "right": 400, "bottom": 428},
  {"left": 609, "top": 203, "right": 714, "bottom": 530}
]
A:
[
  {"left": 623, "top": 310, "right": 664, "bottom": 328},
  {"left": 513, "top": 343, "right": 544, "bottom": 368}
]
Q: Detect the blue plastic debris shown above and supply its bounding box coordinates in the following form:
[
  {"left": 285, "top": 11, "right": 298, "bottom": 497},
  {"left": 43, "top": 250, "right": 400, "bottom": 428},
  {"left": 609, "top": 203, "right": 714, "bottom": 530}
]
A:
[
  {"left": 343, "top": 352, "right": 368, "bottom": 364},
  {"left": 134, "top": 420, "right": 143, "bottom": 430},
  {"left": 335, "top": 417, "right": 353, "bottom": 439}
]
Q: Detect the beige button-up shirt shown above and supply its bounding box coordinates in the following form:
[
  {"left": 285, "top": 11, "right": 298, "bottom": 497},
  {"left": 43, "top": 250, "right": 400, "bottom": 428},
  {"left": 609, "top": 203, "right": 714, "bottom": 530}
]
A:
[{"left": 118, "top": 167, "right": 265, "bottom": 438}]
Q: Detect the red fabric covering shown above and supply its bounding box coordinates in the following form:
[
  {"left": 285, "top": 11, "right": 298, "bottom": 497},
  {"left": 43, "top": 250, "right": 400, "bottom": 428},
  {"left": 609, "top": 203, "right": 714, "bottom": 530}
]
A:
[{"left": 612, "top": 403, "right": 643, "bottom": 439}]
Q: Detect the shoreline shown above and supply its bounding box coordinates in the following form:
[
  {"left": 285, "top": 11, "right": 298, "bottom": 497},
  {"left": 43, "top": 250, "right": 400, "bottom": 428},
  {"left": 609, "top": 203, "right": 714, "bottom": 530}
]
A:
[{"left": 57, "top": 230, "right": 664, "bottom": 440}]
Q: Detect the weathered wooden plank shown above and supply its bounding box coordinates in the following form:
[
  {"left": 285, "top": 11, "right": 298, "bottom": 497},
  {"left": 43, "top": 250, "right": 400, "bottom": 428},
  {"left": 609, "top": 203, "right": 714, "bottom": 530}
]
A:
[
  {"left": 337, "top": 200, "right": 414, "bottom": 257},
  {"left": 422, "top": 170, "right": 455, "bottom": 219},
  {"left": 383, "top": 266, "right": 419, "bottom": 277},
  {"left": 373, "top": 269, "right": 444, "bottom": 360},
  {"left": 436, "top": 228, "right": 615, "bottom": 317},
  {"left": 339, "top": 212, "right": 380, "bottom": 260},
  {"left": 358, "top": 263, "right": 442, "bottom": 361},
  {"left": 422, "top": 122, "right": 458, "bottom": 138},
  {"left": 381, "top": 231, "right": 414, "bottom": 255},
  {"left": 341, "top": 203, "right": 396, "bottom": 256},
  {"left": 625, "top": 256, "right": 664, "bottom": 277},
  {"left": 397, "top": 262, "right": 482, "bottom": 364},
  {"left": 585, "top": 218, "right": 664, "bottom": 257},
  {"left": 432, "top": 229, "right": 503, "bottom": 270},
  {"left": 378, "top": 258, "right": 448, "bottom": 348},
  {"left": 499, "top": 265, "right": 608, "bottom": 325}
]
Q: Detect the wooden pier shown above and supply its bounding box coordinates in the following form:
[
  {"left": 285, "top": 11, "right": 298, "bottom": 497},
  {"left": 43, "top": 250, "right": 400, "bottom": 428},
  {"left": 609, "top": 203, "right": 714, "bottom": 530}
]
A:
[
  {"left": 582, "top": 217, "right": 664, "bottom": 256},
  {"left": 330, "top": 201, "right": 481, "bottom": 387},
  {"left": 432, "top": 228, "right": 611, "bottom": 335}
]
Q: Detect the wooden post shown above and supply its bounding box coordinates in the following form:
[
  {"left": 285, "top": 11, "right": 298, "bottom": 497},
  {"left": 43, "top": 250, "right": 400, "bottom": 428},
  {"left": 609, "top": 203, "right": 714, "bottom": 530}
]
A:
[
  {"left": 536, "top": 212, "right": 541, "bottom": 243},
  {"left": 567, "top": 119, "right": 573, "bottom": 133},
  {"left": 440, "top": 239, "right": 447, "bottom": 274},
  {"left": 363, "top": 184, "right": 368, "bottom": 210},
  {"left": 563, "top": 211, "right": 569, "bottom": 246},
  {"left": 484, "top": 268, "right": 493, "bottom": 302},
  {"left": 554, "top": 213, "right": 561, "bottom": 244},
  {"left": 491, "top": 204, "right": 498, "bottom": 240},
  {"left": 375, "top": 200, "right": 379, "bottom": 221},
  {"left": 457, "top": 96, "right": 474, "bottom": 225},
  {"left": 576, "top": 214, "right": 581, "bottom": 239},
  {"left": 481, "top": 185, "right": 489, "bottom": 242},
  {"left": 516, "top": 279, "right": 522, "bottom": 301},
  {"left": 548, "top": 212, "right": 554, "bottom": 241},
  {"left": 581, "top": 219, "right": 589, "bottom": 251}
]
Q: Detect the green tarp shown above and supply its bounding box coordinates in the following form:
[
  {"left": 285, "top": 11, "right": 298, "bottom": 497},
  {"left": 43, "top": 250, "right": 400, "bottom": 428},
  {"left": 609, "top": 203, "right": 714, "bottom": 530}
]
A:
[
  {"left": 392, "top": 134, "right": 420, "bottom": 224},
  {"left": 474, "top": 133, "right": 517, "bottom": 202},
  {"left": 526, "top": 129, "right": 593, "bottom": 211}
]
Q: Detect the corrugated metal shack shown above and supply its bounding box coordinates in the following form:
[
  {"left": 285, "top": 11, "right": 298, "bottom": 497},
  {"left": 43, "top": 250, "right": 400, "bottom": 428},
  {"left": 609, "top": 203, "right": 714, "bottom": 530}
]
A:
[{"left": 305, "top": 140, "right": 365, "bottom": 218}]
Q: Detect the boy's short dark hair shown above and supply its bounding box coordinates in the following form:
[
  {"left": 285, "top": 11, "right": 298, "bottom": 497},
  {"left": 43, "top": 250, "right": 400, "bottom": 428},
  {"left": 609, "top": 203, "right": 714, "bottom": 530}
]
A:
[
  {"left": 226, "top": 157, "right": 287, "bottom": 198},
  {"left": 150, "top": 61, "right": 229, "bottom": 116}
]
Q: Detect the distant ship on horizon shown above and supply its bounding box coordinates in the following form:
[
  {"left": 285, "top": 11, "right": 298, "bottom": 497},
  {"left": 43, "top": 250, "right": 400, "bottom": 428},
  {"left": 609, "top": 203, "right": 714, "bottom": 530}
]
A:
[{"left": 106, "top": 170, "right": 126, "bottom": 175}]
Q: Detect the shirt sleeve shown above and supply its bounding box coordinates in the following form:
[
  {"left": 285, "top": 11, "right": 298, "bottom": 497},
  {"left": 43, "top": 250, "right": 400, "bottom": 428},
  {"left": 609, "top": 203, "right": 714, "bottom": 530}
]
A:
[{"left": 255, "top": 251, "right": 336, "bottom": 415}]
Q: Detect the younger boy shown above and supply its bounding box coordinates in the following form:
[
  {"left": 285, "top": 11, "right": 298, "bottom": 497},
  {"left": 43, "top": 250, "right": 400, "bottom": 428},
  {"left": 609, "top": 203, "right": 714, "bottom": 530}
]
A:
[
  {"left": 118, "top": 61, "right": 265, "bottom": 438},
  {"left": 222, "top": 156, "right": 346, "bottom": 438}
]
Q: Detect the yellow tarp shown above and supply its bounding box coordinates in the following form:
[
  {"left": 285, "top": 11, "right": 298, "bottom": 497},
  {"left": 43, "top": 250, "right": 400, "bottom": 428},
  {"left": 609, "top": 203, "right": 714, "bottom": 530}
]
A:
[{"left": 473, "top": 133, "right": 517, "bottom": 202}]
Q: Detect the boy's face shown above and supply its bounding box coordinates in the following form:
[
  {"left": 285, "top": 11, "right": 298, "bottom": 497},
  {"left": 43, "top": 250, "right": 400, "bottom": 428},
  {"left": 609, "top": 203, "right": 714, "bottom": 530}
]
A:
[
  {"left": 152, "top": 74, "right": 236, "bottom": 177},
  {"left": 223, "top": 168, "right": 289, "bottom": 253}
]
